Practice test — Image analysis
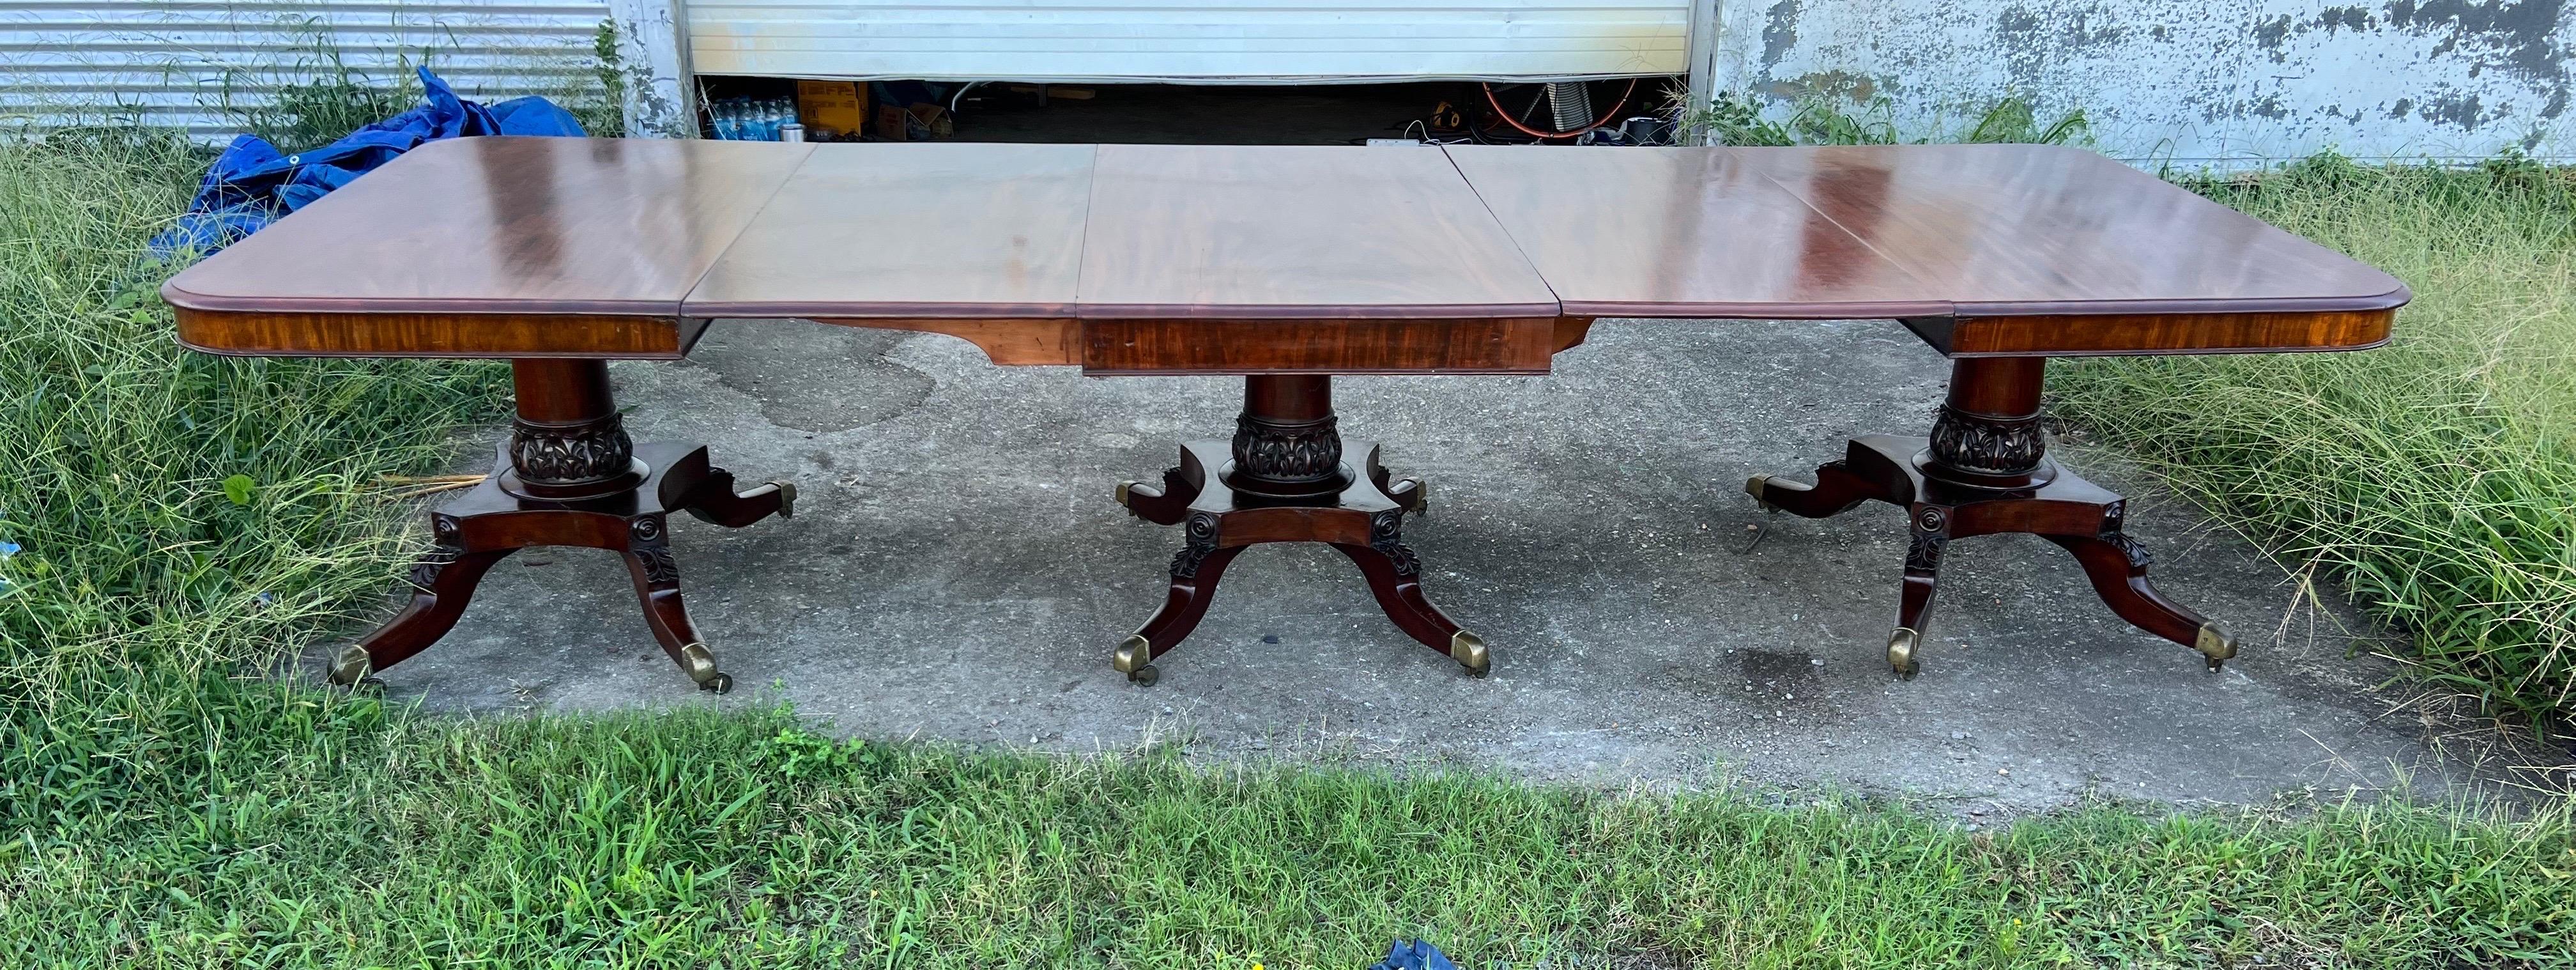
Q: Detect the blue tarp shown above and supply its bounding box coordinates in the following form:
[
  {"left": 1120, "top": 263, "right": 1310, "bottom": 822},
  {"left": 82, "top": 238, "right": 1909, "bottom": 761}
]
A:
[
  {"left": 1367, "top": 939, "right": 1460, "bottom": 970},
  {"left": 152, "top": 67, "right": 585, "bottom": 256}
]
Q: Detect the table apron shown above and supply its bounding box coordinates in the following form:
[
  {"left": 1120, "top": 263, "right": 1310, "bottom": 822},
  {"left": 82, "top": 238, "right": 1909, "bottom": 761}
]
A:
[
  {"left": 173, "top": 307, "right": 705, "bottom": 360},
  {"left": 1905, "top": 309, "right": 2395, "bottom": 357}
]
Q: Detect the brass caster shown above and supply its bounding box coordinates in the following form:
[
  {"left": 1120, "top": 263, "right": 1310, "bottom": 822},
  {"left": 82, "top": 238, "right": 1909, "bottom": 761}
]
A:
[
  {"left": 326, "top": 643, "right": 372, "bottom": 686},
  {"left": 1450, "top": 631, "right": 1491, "bottom": 677},
  {"left": 1113, "top": 634, "right": 1158, "bottom": 685},
  {"left": 770, "top": 481, "right": 797, "bottom": 519},
  {"left": 1114, "top": 481, "right": 1135, "bottom": 507},
  {"left": 2195, "top": 622, "right": 2237, "bottom": 672},
  {"left": 678, "top": 642, "right": 729, "bottom": 693},
  {"left": 1886, "top": 627, "right": 1921, "bottom": 681},
  {"left": 1398, "top": 477, "right": 1430, "bottom": 515},
  {"left": 1744, "top": 473, "right": 1774, "bottom": 509}
]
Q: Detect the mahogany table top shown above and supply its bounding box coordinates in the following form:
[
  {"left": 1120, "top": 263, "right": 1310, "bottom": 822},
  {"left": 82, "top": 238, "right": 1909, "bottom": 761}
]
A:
[{"left": 163, "top": 137, "right": 2411, "bottom": 362}]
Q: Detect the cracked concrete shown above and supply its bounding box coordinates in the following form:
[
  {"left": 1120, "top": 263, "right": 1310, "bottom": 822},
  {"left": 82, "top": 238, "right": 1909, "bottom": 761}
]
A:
[{"left": 335, "top": 316, "right": 2526, "bottom": 811}]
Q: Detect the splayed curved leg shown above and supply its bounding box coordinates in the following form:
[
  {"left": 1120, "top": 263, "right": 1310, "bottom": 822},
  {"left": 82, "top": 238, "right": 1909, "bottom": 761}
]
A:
[
  {"left": 1115, "top": 535, "right": 1246, "bottom": 686},
  {"left": 2045, "top": 533, "right": 2237, "bottom": 671},
  {"left": 1333, "top": 534, "right": 1484, "bottom": 676},
  {"left": 620, "top": 513, "right": 733, "bottom": 693},
  {"left": 1747, "top": 458, "right": 1886, "bottom": 520},
  {"left": 337, "top": 546, "right": 515, "bottom": 684}
]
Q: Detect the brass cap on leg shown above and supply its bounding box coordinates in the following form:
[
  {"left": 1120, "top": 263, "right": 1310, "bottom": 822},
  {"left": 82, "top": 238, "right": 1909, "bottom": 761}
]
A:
[
  {"left": 1114, "top": 481, "right": 1134, "bottom": 507},
  {"left": 1886, "top": 627, "right": 1921, "bottom": 680},
  {"left": 327, "top": 643, "right": 372, "bottom": 686},
  {"left": 679, "top": 642, "right": 732, "bottom": 694},
  {"left": 1450, "top": 631, "right": 1490, "bottom": 677},
  {"left": 2195, "top": 622, "right": 2237, "bottom": 671},
  {"left": 770, "top": 481, "right": 797, "bottom": 519},
  {"left": 1114, "top": 635, "right": 1158, "bottom": 685}
]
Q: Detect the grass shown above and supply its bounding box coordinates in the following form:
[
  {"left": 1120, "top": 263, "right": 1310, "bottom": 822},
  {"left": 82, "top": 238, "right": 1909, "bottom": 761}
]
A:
[
  {"left": 1688, "top": 93, "right": 2090, "bottom": 148},
  {"left": 0, "top": 128, "right": 510, "bottom": 695},
  {"left": 2054, "top": 157, "right": 2576, "bottom": 728},
  {"left": 5, "top": 677, "right": 2572, "bottom": 968},
  {"left": 1, "top": 93, "right": 2572, "bottom": 966}
]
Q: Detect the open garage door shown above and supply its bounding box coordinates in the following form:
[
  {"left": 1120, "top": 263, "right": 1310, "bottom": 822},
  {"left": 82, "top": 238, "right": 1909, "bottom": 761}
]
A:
[{"left": 684, "top": 0, "right": 1690, "bottom": 83}]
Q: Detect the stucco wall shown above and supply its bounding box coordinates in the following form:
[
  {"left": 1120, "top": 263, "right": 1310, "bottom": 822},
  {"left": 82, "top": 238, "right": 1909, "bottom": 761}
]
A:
[{"left": 1713, "top": 0, "right": 2575, "bottom": 164}]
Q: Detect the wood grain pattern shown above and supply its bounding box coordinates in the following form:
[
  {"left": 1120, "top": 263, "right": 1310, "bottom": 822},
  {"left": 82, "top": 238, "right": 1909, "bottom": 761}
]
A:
[
  {"left": 1733, "top": 144, "right": 2411, "bottom": 318},
  {"left": 1906, "top": 309, "right": 2395, "bottom": 357},
  {"left": 1075, "top": 145, "right": 1558, "bottom": 319},
  {"left": 684, "top": 143, "right": 1096, "bottom": 318},
  {"left": 1080, "top": 318, "right": 1561, "bottom": 374},
  {"left": 164, "top": 141, "right": 2413, "bottom": 363},
  {"left": 161, "top": 137, "right": 811, "bottom": 318},
  {"left": 817, "top": 318, "right": 1082, "bottom": 366},
  {"left": 1445, "top": 146, "right": 1945, "bottom": 318},
  {"left": 173, "top": 307, "right": 694, "bottom": 359}
]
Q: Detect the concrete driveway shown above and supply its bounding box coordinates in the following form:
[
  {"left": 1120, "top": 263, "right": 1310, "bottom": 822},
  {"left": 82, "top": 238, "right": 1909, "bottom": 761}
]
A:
[{"left": 338, "top": 314, "right": 2532, "bottom": 811}]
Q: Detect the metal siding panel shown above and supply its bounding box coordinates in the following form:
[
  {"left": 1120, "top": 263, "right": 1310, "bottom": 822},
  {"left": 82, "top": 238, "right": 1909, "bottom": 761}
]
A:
[
  {"left": 0, "top": 0, "right": 611, "bottom": 139},
  {"left": 685, "top": 1, "right": 1691, "bottom": 81}
]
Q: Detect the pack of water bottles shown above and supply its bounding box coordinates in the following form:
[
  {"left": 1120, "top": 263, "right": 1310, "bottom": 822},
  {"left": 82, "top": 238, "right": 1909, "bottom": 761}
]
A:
[{"left": 711, "top": 96, "right": 800, "bottom": 141}]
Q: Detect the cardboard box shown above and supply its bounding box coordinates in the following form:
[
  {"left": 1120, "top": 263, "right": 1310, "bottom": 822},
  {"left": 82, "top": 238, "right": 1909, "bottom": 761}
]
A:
[
  {"left": 795, "top": 81, "right": 866, "bottom": 139},
  {"left": 874, "top": 102, "right": 913, "bottom": 141},
  {"left": 907, "top": 102, "right": 952, "bottom": 139}
]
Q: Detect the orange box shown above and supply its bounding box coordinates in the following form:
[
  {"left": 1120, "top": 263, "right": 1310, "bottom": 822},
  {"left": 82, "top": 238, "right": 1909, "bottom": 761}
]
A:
[{"left": 795, "top": 80, "right": 866, "bottom": 138}]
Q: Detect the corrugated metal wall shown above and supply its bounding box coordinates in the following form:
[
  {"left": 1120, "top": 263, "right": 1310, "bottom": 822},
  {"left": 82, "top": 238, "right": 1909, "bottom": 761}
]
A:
[
  {"left": 687, "top": 0, "right": 1690, "bottom": 83},
  {"left": 0, "top": 0, "right": 610, "bottom": 139}
]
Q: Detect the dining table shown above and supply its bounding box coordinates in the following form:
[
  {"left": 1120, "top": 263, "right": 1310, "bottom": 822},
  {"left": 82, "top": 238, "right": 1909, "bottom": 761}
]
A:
[{"left": 160, "top": 136, "right": 2409, "bottom": 691}]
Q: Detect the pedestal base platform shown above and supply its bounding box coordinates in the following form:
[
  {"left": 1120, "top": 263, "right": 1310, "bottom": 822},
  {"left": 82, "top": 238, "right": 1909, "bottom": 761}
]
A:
[
  {"left": 1110, "top": 439, "right": 1485, "bottom": 685},
  {"left": 328, "top": 441, "right": 795, "bottom": 693}
]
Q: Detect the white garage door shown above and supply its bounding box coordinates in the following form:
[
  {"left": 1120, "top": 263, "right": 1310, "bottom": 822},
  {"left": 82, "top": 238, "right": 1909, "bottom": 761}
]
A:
[{"left": 686, "top": 0, "right": 1690, "bottom": 82}]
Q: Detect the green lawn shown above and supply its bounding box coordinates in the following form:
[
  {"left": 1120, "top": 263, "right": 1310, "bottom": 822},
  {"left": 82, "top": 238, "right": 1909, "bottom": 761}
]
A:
[
  {"left": 2055, "top": 156, "right": 2576, "bottom": 728},
  {"left": 2, "top": 131, "right": 2571, "bottom": 968}
]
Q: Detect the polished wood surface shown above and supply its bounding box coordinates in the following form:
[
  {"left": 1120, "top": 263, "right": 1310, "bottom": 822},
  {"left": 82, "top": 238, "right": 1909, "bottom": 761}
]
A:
[
  {"left": 162, "top": 137, "right": 811, "bottom": 317},
  {"left": 165, "top": 140, "right": 2412, "bottom": 362},
  {"left": 1735, "top": 144, "right": 2409, "bottom": 317},
  {"left": 1073, "top": 144, "right": 1558, "bottom": 319},
  {"left": 684, "top": 143, "right": 1096, "bottom": 318},
  {"left": 1080, "top": 318, "right": 1561, "bottom": 374},
  {"left": 1444, "top": 146, "right": 1947, "bottom": 319},
  {"left": 1448, "top": 144, "right": 2408, "bottom": 349},
  {"left": 171, "top": 309, "right": 705, "bottom": 359},
  {"left": 1908, "top": 309, "right": 2393, "bottom": 357}
]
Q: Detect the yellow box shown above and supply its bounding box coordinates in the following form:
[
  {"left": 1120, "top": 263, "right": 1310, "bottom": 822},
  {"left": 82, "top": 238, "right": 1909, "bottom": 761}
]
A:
[{"left": 795, "top": 81, "right": 867, "bottom": 138}]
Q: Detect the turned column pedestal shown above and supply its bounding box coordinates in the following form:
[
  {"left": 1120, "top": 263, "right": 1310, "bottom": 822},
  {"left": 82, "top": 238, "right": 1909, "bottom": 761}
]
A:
[
  {"left": 1111, "top": 374, "right": 1485, "bottom": 685},
  {"left": 327, "top": 359, "right": 797, "bottom": 693},
  {"left": 1747, "top": 357, "right": 2237, "bottom": 679}
]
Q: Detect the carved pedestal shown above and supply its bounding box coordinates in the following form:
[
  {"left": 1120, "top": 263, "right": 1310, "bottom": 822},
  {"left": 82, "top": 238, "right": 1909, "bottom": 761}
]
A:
[
  {"left": 1110, "top": 375, "right": 1485, "bottom": 685},
  {"left": 328, "top": 360, "right": 795, "bottom": 692},
  {"left": 1747, "top": 357, "right": 2235, "bottom": 678}
]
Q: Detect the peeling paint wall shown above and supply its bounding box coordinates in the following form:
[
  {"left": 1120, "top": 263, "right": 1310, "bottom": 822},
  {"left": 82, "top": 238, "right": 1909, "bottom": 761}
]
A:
[{"left": 1715, "top": 0, "right": 2575, "bottom": 164}]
